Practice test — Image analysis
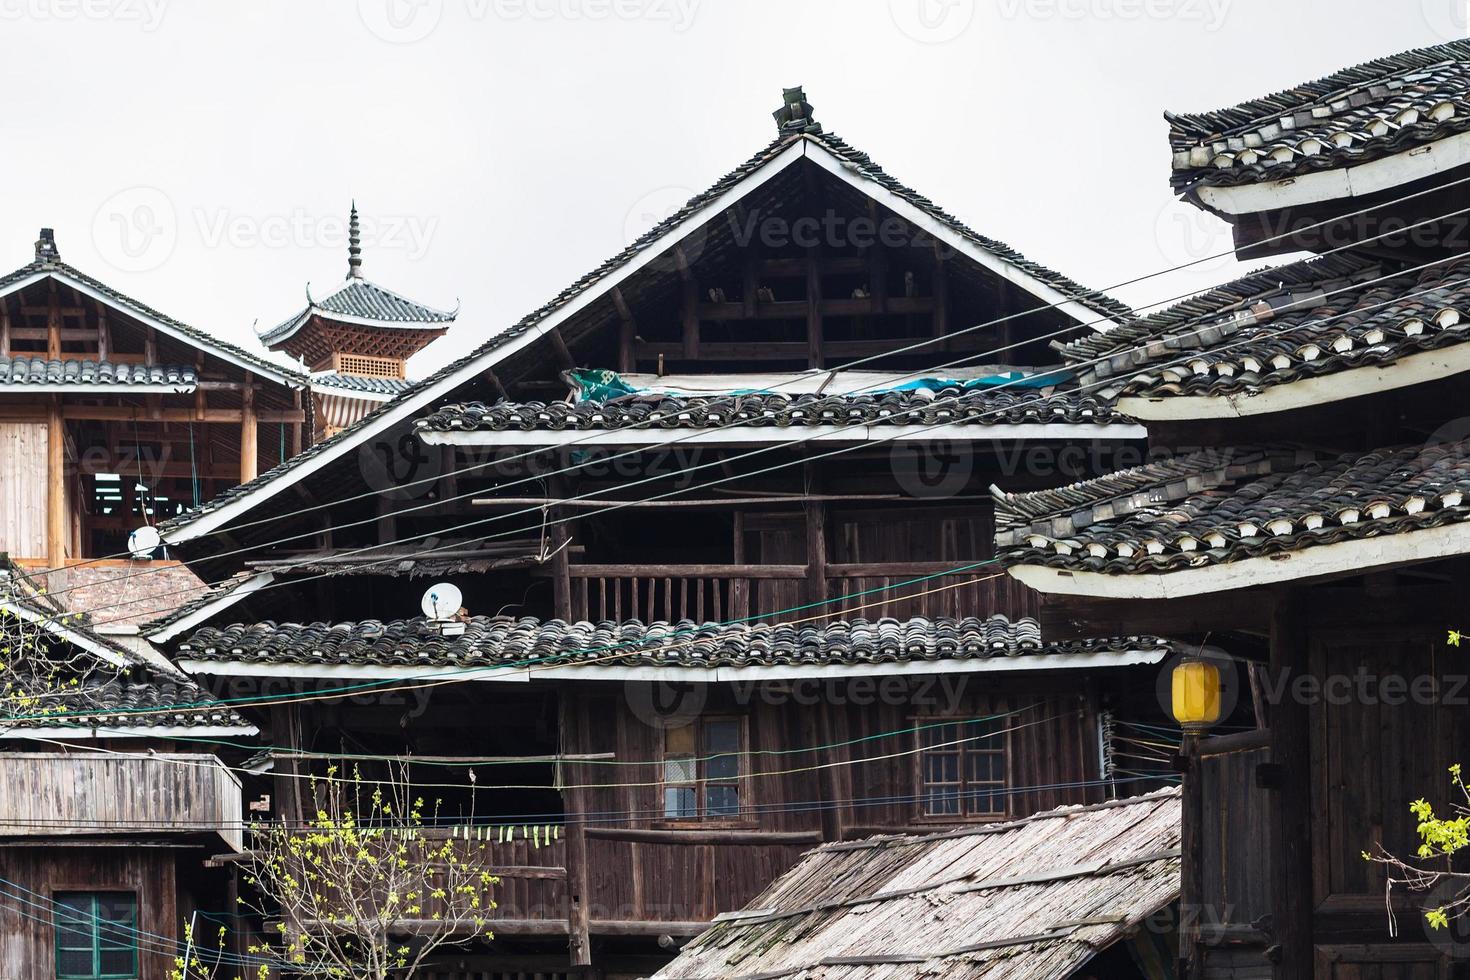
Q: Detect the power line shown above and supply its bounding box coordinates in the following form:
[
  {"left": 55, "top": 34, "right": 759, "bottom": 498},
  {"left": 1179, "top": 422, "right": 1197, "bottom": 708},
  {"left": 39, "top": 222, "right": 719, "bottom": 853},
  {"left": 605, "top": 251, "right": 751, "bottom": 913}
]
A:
[{"left": 35, "top": 182, "right": 1470, "bottom": 606}]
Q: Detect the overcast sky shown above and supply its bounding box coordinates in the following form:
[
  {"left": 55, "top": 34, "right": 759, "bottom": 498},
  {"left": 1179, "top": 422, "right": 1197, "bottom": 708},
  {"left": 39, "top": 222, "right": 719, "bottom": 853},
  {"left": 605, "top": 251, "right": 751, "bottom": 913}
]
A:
[{"left": 1, "top": 0, "right": 1461, "bottom": 375}]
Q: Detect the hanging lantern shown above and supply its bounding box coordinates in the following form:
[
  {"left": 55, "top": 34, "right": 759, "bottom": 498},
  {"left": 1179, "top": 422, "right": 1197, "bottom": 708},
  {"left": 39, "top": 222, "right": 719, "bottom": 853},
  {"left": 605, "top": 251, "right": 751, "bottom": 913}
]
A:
[{"left": 1171, "top": 656, "right": 1222, "bottom": 732}]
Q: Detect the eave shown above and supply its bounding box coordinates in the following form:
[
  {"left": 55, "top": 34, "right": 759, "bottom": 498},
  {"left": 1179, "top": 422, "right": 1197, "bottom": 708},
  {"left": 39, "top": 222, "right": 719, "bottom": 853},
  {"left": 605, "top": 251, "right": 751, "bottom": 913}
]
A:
[
  {"left": 1006, "top": 518, "right": 1470, "bottom": 599},
  {"left": 1115, "top": 341, "right": 1470, "bottom": 419},
  {"left": 417, "top": 421, "right": 1149, "bottom": 448},
  {"left": 1190, "top": 129, "right": 1470, "bottom": 216}
]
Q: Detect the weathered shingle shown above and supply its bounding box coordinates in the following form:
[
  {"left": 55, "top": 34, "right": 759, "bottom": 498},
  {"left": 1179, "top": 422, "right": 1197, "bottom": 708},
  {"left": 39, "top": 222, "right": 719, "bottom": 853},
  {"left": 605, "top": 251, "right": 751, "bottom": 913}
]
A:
[
  {"left": 176, "top": 615, "right": 1174, "bottom": 670},
  {"left": 1169, "top": 40, "right": 1470, "bottom": 191},
  {"left": 0, "top": 356, "right": 197, "bottom": 388},
  {"left": 993, "top": 438, "right": 1470, "bottom": 572},
  {"left": 310, "top": 372, "right": 414, "bottom": 396},
  {"left": 414, "top": 389, "right": 1131, "bottom": 434},
  {"left": 1056, "top": 252, "right": 1470, "bottom": 402},
  {"left": 653, "top": 790, "right": 1180, "bottom": 980}
]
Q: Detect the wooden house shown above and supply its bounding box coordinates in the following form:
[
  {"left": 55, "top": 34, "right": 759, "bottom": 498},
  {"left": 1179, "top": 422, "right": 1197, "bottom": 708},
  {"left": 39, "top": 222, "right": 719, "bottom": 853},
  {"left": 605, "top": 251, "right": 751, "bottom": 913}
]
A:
[
  {"left": 0, "top": 560, "right": 256, "bottom": 980},
  {"left": 145, "top": 89, "right": 1184, "bottom": 977},
  {"left": 0, "top": 229, "right": 309, "bottom": 624},
  {"left": 991, "top": 41, "right": 1470, "bottom": 980}
]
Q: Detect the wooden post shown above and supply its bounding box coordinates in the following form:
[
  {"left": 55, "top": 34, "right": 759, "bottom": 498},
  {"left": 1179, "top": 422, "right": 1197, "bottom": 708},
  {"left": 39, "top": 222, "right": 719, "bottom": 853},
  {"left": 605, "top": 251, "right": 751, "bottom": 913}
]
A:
[
  {"left": 680, "top": 280, "right": 699, "bottom": 361},
  {"left": 1179, "top": 731, "right": 1204, "bottom": 980},
  {"left": 804, "top": 466, "right": 827, "bottom": 607},
  {"left": 1268, "top": 591, "right": 1312, "bottom": 979},
  {"left": 46, "top": 283, "right": 61, "bottom": 359},
  {"left": 46, "top": 397, "right": 67, "bottom": 570},
  {"left": 932, "top": 243, "right": 949, "bottom": 341},
  {"left": 611, "top": 287, "right": 637, "bottom": 375},
  {"left": 560, "top": 691, "right": 593, "bottom": 967},
  {"left": 239, "top": 372, "right": 258, "bottom": 483},
  {"left": 2, "top": 309, "right": 13, "bottom": 358},
  {"left": 549, "top": 477, "right": 573, "bottom": 621},
  {"left": 805, "top": 248, "right": 823, "bottom": 369}
]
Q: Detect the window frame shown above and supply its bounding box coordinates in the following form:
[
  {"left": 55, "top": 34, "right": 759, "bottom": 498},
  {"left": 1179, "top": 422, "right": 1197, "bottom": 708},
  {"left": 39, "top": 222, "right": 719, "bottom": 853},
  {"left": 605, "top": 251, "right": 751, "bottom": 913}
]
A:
[
  {"left": 53, "top": 890, "right": 140, "bottom": 980},
  {"left": 912, "top": 713, "right": 1011, "bottom": 823},
  {"left": 657, "top": 715, "right": 752, "bottom": 828}
]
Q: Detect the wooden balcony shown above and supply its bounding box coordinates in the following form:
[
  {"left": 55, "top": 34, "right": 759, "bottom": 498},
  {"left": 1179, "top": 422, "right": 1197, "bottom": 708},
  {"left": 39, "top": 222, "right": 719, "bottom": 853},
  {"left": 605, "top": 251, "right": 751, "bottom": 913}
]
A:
[
  {"left": 565, "top": 562, "right": 1039, "bottom": 623},
  {"left": 0, "top": 752, "right": 243, "bottom": 851}
]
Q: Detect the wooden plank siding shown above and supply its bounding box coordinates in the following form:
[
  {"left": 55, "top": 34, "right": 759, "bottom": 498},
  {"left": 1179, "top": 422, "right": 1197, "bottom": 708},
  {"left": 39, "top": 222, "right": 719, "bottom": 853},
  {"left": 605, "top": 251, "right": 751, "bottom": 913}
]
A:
[
  {"left": 556, "top": 679, "right": 1103, "bottom": 926},
  {"left": 0, "top": 421, "right": 48, "bottom": 559}
]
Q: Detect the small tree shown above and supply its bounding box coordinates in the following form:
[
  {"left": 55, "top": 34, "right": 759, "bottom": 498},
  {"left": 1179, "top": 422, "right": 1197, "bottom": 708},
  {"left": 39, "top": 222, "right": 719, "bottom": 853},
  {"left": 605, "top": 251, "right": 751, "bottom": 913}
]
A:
[
  {"left": 1365, "top": 762, "right": 1470, "bottom": 933},
  {"left": 235, "top": 763, "right": 499, "bottom": 979},
  {"left": 0, "top": 597, "right": 120, "bottom": 732}
]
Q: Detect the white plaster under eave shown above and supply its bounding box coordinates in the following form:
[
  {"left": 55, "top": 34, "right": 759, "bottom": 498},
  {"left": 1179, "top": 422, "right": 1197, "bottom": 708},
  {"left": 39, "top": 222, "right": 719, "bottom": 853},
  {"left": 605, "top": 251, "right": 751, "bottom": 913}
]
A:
[
  {"left": 1006, "top": 518, "right": 1470, "bottom": 599},
  {"left": 1116, "top": 341, "right": 1470, "bottom": 420},
  {"left": 1194, "top": 129, "right": 1470, "bottom": 215}
]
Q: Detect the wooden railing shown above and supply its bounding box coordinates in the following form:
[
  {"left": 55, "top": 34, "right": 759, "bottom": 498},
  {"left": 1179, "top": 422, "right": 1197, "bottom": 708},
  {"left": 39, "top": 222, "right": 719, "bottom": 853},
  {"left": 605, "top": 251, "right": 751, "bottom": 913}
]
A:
[{"left": 564, "top": 562, "right": 1040, "bottom": 623}]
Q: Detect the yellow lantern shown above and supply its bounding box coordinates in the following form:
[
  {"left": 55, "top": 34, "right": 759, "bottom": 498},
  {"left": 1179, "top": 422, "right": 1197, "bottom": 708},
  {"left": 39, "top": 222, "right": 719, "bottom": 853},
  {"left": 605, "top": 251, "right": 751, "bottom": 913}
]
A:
[{"left": 1171, "top": 657, "right": 1222, "bottom": 732}]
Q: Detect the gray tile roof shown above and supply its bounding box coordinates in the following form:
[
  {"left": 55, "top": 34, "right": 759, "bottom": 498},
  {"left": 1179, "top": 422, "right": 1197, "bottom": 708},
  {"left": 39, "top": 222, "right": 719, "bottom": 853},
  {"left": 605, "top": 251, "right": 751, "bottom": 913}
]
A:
[
  {"left": 1056, "top": 252, "right": 1470, "bottom": 401},
  {"left": 0, "top": 253, "right": 305, "bottom": 386},
  {"left": 0, "top": 563, "right": 251, "bottom": 732},
  {"left": 413, "top": 388, "right": 1132, "bottom": 434},
  {"left": 0, "top": 356, "right": 197, "bottom": 388},
  {"left": 652, "top": 789, "right": 1180, "bottom": 980},
  {"left": 161, "top": 123, "right": 1129, "bottom": 536},
  {"left": 176, "top": 615, "right": 1174, "bottom": 670},
  {"left": 992, "top": 438, "right": 1470, "bottom": 573},
  {"left": 259, "top": 278, "right": 457, "bottom": 344},
  {"left": 311, "top": 372, "right": 415, "bottom": 396},
  {"left": 1169, "top": 40, "right": 1470, "bottom": 191}
]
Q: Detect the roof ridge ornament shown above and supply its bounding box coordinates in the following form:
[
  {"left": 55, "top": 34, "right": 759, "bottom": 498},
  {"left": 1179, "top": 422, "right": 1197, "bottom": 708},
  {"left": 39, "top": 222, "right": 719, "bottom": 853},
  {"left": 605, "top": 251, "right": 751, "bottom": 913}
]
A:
[
  {"left": 34, "top": 227, "right": 60, "bottom": 265},
  {"left": 347, "top": 201, "right": 363, "bottom": 279},
  {"left": 773, "top": 86, "right": 821, "bottom": 136}
]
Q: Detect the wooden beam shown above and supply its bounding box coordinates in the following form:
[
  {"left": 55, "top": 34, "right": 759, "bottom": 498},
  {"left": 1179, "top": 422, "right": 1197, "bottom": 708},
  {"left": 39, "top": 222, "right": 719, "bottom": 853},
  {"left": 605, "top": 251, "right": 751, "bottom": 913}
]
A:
[
  {"left": 584, "top": 827, "right": 823, "bottom": 846},
  {"left": 46, "top": 283, "right": 61, "bottom": 360},
  {"left": 681, "top": 278, "right": 700, "bottom": 361},
  {"left": 548, "top": 328, "right": 576, "bottom": 371},
  {"left": 611, "top": 286, "right": 637, "bottom": 375},
  {"left": 932, "top": 242, "right": 950, "bottom": 339},
  {"left": 549, "top": 477, "right": 573, "bottom": 620},
  {"left": 57, "top": 406, "right": 305, "bottom": 424},
  {"left": 1268, "top": 590, "right": 1313, "bottom": 978},
  {"left": 46, "top": 397, "right": 67, "bottom": 570},
  {"left": 1, "top": 309, "right": 11, "bottom": 358},
  {"left": 806, "top": 248, "right": 823, "bottom": 369},
  {"left": 240, "top": 372, "right": 258, "bottom": 484},
  {"left": 562, "top": 696, "right": 592, "bottom": 967}
]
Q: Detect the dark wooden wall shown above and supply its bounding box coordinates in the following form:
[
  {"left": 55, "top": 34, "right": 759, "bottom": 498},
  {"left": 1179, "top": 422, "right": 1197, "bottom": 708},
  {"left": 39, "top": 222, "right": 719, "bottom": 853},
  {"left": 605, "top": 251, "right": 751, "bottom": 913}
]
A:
[
  {"left": 558, "top": 676, "right": 1103, "bottom": 925},
  {"left": 0, "top": 846, "right": 182, "bottom": 980}
]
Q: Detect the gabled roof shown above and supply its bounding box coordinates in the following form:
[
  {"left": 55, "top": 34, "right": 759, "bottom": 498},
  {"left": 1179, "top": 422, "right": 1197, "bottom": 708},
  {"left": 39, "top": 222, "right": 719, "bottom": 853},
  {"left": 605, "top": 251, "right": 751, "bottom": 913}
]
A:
[
  {"left": 0, "top": 238, "right": 305, "bottom": 388},
  {"left": 0, "top": 356, "right": 197, "bottom": 393},
  {"left": 175, "top": 614, "right": 1175, "bottom": 680},
  {"left": 1055, "top": 251, "right": 1470, "bottom": 417},
  {"left": 0, "top": 562, "right": 255, "bottom": 737},
  {"left": 259, "top": 277, "right": 458, "bottom": 346},
  {"left": 652, "top": 789, "right": 1180, "bottom": 980},
  {"left": 993, "top": 438, "right": 1470, "bottom": 598},
  {"left": 159, "top": 110, "right": 1128, "bottom": 544},
  {"left": 1168, "top": 40, "right": 1470, "bottom": 192}
]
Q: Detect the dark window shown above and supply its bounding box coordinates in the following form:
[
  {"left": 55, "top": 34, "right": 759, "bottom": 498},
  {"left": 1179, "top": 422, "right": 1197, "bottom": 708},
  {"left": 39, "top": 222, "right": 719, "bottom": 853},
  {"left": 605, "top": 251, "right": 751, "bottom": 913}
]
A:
[
  {"left": 55, "top": 892, "right": 138, "bottom": 980},
  {"left": 918, "top": 717, "right": 1008, "bottom": 818},
  {"left": 663, "top": 717, "right": 744, "bottom": 819}
]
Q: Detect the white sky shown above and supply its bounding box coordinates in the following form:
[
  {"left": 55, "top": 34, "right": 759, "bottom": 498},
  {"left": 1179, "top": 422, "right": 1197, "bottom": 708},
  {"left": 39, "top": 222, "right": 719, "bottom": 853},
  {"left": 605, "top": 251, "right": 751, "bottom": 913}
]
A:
[{"left": 0, "top": 0, "right": 1461, "bottom": 375}]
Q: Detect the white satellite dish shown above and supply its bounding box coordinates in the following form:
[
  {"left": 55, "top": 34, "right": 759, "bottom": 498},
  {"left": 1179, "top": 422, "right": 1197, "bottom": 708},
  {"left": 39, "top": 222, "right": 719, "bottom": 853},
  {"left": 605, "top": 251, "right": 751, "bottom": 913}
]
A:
[
  {"left": 127, "top": 525, "right": 162, "bottom": 560},
  {"left": 421, "top": 582, "right": 463, "bottom": 621}
]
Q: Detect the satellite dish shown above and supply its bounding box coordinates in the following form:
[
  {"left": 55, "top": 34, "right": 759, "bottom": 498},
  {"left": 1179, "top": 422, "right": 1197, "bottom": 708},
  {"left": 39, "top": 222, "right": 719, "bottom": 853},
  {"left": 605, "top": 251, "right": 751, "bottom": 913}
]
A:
[
  {"left": 421, "top": 582, "right": 463, "bottom": 621},
  {"left": 127, "top": 525, "right": 162, "bottom": 560}
]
